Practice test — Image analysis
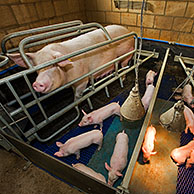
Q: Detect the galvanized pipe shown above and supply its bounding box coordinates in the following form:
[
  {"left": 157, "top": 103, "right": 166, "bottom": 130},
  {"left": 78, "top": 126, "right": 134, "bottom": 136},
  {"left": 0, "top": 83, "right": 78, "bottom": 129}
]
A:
[
  {"left": 24, "top": 53, "right": 154, "bottom": 140},
  {"left": 120, "top": 48, "right": 170, "bottom": 190},
  {"left": 178, "top": 57, "right": 194, "bottom": 88},
  {"left": 6, "top": 28, "right": 96, "bottom": 55},
  {"left": 1, "top": 20, "right": 83, "bottom": 54},
  {"left": 0, "top": 55, "right": 9, "bottom": 67}
]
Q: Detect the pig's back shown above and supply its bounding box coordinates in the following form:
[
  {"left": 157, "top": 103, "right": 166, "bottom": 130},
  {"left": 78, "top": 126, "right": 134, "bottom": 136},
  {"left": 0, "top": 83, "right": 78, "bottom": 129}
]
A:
[{"left": 60, "top": 25, "right": 130, "bottom": 53}]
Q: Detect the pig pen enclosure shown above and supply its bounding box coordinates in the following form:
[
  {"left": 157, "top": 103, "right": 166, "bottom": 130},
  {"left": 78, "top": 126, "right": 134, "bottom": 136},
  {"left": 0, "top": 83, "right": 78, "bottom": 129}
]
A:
[{"left": 1, "top": 1, "right": 194, "bottom": 194}]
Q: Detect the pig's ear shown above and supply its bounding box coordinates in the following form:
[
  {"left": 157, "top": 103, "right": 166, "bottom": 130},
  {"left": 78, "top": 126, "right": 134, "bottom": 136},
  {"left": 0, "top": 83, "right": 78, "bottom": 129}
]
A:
[
  {"left": 116, "top": 171, "right": 123, "bottom": 177},
  {"left": 81, "top": 109, "right": 87, "bottom": 116},
  {"left": 56, "top": 141, "right": 63, "bottom": 147},
  {"left": 54, "top": 152, "right": 63, "bottom": 157},
  {"left": 105, "top": 162, "right": 111, "bottom": 171},
  {"left": 53, "top": 51, "right": 73, "bottom": 67},
  {"left": 7, "top": 53, "right": 35, "bottom": 68}
]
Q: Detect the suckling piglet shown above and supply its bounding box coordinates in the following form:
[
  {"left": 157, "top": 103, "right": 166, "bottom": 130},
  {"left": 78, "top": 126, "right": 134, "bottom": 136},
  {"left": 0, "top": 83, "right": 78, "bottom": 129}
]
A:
[
  {"left": 72, "top": 163, "right": 106, "bottom": 183},
  {"left": 54, "top": 129, "right": 103, "bottom": 159},
  {"left": 145, "top": 70, "right": 157, "bottom": 88},
  {"left": 182, "top": 84, "right": 194, "bottom": 108},
  {"left": 170, "top": 140, "right": 194, "bottom": 166},
  {"left": 142, "top": 125, "right": 157, "bottom": 163},
  {"left": 184, "top": 105, "right": 194, "bottom": 135},
  {"left": 186, "top": 149, "right": 194, "bottom": 169},
  {"left": 105, "top": 130, "right": 128, "bottom": 186},
  {"left": 79, "top": 102, "right": 121, "bottom": 129},
  {"left": 141, "top": 84, "right": 155, "bottom": 111}
]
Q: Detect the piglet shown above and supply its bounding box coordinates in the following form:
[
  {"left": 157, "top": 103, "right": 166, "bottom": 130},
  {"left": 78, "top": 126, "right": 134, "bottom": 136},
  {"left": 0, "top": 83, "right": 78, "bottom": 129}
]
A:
[
  {"left": 79, "top": 102, "right": 121, "bottom": 129},
  {"left": 145, "top": 70, "right": 157, "bottom": 88},
  {"left": 186, "top": 149, "right": 194, "bottom": 169},
  {"left": 141, "top": 84, "right": 155, "bottom": 111},
  {"left": 170, "top": 140, "right": 194, "bottom": 166},
  {"left": 105, "top": 130, "right": 128, "bottom": 186},
  {"left": 72, "top": 163, "right": 106, "bottom": 183},
  {"left": 184, "top": 105, "right": 194, "bottom": 135},
  {"left": 182, "top": 84, "right": 194, "bottom": 108},
  {"left": 142, "top": 125, "right": 157, "bottom": 163},
  {"left": 54, "top": 129, "right": 103, "bottom": 159}
]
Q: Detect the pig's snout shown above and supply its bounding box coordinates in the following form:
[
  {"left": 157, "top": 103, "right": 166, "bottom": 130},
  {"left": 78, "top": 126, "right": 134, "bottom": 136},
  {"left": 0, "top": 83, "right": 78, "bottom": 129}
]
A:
[{"left": 33, "top": 81, "right": 50, "bottom": 93}]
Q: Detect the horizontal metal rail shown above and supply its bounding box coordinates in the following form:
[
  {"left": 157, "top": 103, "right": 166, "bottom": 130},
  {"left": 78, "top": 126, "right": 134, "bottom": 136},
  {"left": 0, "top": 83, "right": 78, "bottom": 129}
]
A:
[
  {"left": 26, "top": 52, "right": 155, "bottom": 142},
  {"left": 1, "top": 20, "right": 83, "bottom": 54},
  {"left": 174, "top": 55, "right": 194, "bottom": 65},
  {"left": 18, "top": 22, "right": 112, "bottom": 68},
  {"left": 119, "top": 48, "right": 170, "bottom": 190},
  {"left": 0, "top": 21, "right": 159, "bottom": 143}
]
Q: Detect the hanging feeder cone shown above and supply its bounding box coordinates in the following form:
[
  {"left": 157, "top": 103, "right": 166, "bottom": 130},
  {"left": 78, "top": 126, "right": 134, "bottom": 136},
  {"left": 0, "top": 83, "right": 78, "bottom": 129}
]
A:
[
  {"left": 159, "top": 100, "right": 186, "bottom": 132},
  {"left": 120, "top": 84, "right": 145, "bottom": 121}
]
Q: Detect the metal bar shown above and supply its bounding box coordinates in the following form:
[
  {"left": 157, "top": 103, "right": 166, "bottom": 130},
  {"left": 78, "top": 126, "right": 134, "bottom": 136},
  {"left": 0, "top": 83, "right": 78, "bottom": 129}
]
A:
[
  {"left": 0, "top": 55, "right": 9, "bottom": 67},
  {"left": 23, "top": 74, "right": 48, "bottom": 121},
  {"left": 0, "top": 116, "right": 23, "bottom": 141},
  {"left": 18, "top": 23, "right": 112, "bottom": 68},
  {"left": 174, "top": 55, "right": 194, "bottom": 65},
  {"left": 10, "top": 50, "right": 154, "bottom": 133},
  {"left": 120, "top": 48, "right": 170, "bottom": 189},
  {"left": 6, "top": 28, "right": 96, "bottom": 55},
  {"left": 9, "top": 49, "right": 137, "bottom": 117},
  {"left": 87, "top": 98, "right": 93, "bottom": 110},
  {"left": 178, "top": 57, "right": 194, "bottom": 88},
  {"left": 33, "top": 106, "right": 80, "bottom": 142},
  {"left": 0, "top": 103, "right": 25, "bottom": 136},
  {"left": 0, "top": 32, "right": 137, "bottom": 84},
  {"left": 6, "top": 81, "right": 39, "bottom": 131},
  {"left": 1, "top": 20, "right": 83, "bottom": 54},
  {"left": 25, "top": 53, "right": 154, "bottom": 140}
]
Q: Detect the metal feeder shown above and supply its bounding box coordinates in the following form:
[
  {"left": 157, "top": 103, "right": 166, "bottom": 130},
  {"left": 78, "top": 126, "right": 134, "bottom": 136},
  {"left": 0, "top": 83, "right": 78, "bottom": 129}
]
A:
[
  {"left": 159, "top": 100, "right": 186, "bottom": 132},
  {"left": 120, "top": 83, "right": 145, "bottom": 121}
]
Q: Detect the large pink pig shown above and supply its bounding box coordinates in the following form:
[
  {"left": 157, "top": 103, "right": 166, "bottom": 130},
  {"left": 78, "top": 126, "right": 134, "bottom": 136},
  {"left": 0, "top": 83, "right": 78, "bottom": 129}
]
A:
[
  {"left": 142, "top": 125, "right": 157, "bottom": 163},
  {"left": 141, "top": 84, "right": 155, "bottom": 111},
  {"left": 184, "top": 105, "right": 194, "bottom": 135},
  {"left": 54, "top": 129, "right": 103, "bottom": 159},
  {"left": 72, "top": 163, "right": 106, "bottom": 183},
  {"left": 182, "top": 84, "right": 194, "bottom": 108},
  {"left": 186, "top": 149, "right": 194, "bottom": 169},
  {"left": 8, "top": 25, "right": 134, "bottom": 100},
  {"left": 79, "top": 102, "right": 121, "bottom": 129},
  {"left": 170, "top": 140, "right": 194, "bottom": 166},
  {"left": 105, "top": 130, "right": 128, "bottom": 186},
  {"left": 145, "top": 70, "right": 157, "bottom": 88}
]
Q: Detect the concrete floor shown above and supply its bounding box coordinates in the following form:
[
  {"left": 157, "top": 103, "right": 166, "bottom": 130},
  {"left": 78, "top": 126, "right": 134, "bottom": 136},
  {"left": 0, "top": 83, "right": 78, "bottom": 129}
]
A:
[{"left": 129, "top": 99, "right": 181, "bottom": 194}]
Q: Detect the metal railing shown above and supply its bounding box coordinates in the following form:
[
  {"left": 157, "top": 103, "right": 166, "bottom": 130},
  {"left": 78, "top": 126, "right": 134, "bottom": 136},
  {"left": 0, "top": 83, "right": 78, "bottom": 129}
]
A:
[{"left": 0, "top": 21, "right": 159, "bottom": 144}]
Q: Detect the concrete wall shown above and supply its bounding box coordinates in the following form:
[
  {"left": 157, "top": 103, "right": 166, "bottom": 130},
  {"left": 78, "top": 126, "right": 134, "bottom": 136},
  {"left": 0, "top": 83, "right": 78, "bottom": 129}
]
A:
[{"left": 0, "top": 0, "right": 194, "bottom": 53}]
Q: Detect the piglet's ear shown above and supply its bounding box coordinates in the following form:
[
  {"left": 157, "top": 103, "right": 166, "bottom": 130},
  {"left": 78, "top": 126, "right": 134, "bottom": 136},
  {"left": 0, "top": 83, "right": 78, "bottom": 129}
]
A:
[
  {"left": 53, "top": 51, "right": 73, "bottom": 67},
  {"left": 56, "top": 141, "right": 63, "bottom": 147},
  {"left": 87, "top": 116, "right": 93, "bottom": 123},
  {"left": 116, "top": 171, "right": 123, "bottom": 177},
  {"left": 151, "top": 151, "right": 157, "bottom": 155},
  {"left": 7, "top": 53, "right": 35, "bottom": 68},
  {"left": 81, "top": 109, "right": 87, "bottom": 116},
  {"left": 105, "top": 162, "right": 111, "bottom": 171},
  {"left": 54, "top": 152, "right": 63, "bottom": 157}
]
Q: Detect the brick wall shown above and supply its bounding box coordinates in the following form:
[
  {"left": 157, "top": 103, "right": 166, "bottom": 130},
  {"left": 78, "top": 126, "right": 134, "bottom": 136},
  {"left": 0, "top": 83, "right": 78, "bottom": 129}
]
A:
[
  {"left": 0, "top": 0, "right": 86, "bottom": 52},
  {"left": 0, "top": 0, "right": 194, "bottom": 52},
  {"left": 86, "top": 0, "right": 194, "bottom": 46}
]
